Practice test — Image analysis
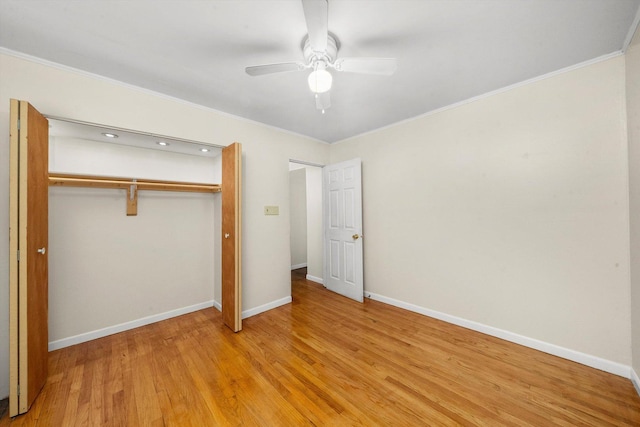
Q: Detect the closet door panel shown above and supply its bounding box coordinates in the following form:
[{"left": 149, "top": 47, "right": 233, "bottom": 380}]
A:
[
  {"left": 9, "top": 99, "right": 49, "bottom": 416},
  {"left": 221, "top": 142, "right": 242, "bottom": 332}
]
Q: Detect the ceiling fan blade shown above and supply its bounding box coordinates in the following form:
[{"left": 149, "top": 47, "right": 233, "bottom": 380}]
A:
[
  {"left": 302, "top": 0, "right": 328, "bottom": 52},
  {"left": 245, "top": 62, "right": 303, "bottom": 76},
  {"left": 334, "top": 58, "right": 397, "bottom": 76},
  {"left": 315, "top": 91, "right": 331, "bottom": 111}
]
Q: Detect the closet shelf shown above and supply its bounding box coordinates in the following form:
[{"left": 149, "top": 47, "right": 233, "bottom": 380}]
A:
[{"left": 49, "top": 173, "right": 221, "bottom": 216}]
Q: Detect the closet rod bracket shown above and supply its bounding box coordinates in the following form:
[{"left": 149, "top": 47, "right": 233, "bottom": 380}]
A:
[{"left": 127, "top": 180, "right": 138, "bottom": 216}]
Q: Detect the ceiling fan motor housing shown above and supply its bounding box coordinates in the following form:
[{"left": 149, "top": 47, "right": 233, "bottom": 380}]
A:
[{"left": 303, "top": 34, "right": 339, "bottom": 67}]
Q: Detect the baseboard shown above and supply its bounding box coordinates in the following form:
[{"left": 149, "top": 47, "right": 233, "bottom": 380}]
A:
[
  {"left": 306, "top": 274, "right": 324, "bottom": 285},
  {"left": 242, "top": 296, "right": 292, "bottom": 319},
  {"left": 365, "top": 291, "right": 631, "bottom": 379},
  {"left": 291, "top": 263, "right": 307, "bottom": 270},
  {"left": 632, "top": 368, "right": 640, "bottom": 396},
  {"left": 48, "top": 300, "right": 215, "bottom": 351},
  {"left": 213, "top": 296, "right": 292, "bottom": 319}
]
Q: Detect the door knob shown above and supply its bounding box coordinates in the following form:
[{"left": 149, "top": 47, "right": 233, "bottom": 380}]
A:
[
  {"left": 225, "top": 233, "right": 230, "bottom": 239},
  {"left": 352, "top": 234, "right": 360, "bottom": 240},
  {"left": 37, "top": 247, "right": 46, "bottom": 254}
]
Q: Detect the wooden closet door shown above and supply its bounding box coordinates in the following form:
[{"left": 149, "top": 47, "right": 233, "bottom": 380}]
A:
[
  {"left": 221, "top": 142, "right": 242, "bottom": 332},
  {"left": 9, "top": 99, "right": 50, "bottom": 416}
]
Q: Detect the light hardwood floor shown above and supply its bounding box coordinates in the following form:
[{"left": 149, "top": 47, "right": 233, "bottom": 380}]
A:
[{"left": 2, "top": 268, "right": 640, "bottom": 426}]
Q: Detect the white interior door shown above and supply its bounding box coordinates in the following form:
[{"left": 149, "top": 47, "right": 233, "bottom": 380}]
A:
[{"left": 323, "top": 158, "right": 363, "bottom": 302}]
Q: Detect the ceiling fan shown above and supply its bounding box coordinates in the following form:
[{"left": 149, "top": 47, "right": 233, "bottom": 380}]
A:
[{"left": 245, "top": 0, "right": 397, "bottom": 113}]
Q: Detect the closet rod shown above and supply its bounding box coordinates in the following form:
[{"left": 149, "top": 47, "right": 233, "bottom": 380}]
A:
[{"left": 48, "top": 173, "right": 221, "bottom": 193}]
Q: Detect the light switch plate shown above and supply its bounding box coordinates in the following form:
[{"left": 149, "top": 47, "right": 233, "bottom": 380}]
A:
[{"left": 264, "top": 205, "right": 279, "bottom": 215}]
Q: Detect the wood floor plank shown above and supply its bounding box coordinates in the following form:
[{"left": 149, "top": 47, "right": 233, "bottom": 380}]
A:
[{"left": 2, "top": 268, "right": 639, "bottom": 426}]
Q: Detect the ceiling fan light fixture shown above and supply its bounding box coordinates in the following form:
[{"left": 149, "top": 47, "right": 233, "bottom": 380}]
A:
[{"left": 308, "top": 68, "right": 332, "bottom": 93}]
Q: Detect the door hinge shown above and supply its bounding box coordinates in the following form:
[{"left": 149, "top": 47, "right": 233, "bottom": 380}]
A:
[
  {"left": 17, "top": 250, "right": 20, "bottom": 262},
  {"left": 17, "top": 384, "right": 20, "bottom": 396},
  {"left": 17, "top": 118, "right": 20, "bottom": 130}
]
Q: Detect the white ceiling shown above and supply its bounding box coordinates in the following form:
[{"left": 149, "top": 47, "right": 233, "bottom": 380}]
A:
[{"left": 1, "top": 0, "right": 639, "bottom": 143}]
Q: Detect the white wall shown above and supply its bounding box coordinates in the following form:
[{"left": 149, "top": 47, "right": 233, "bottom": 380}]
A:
[
  {"left": 49, "top": 136, "right": 219, "bottom": 182},
  {"left": 331, "top": 56, "right": 631, "bottom": 367},
  {"left": 306, "top": 167, "right": 323, "bottom": 281},
  {"left": 627, "top": 26, "right": 640, "bottom": 380},
  {"left": 0, "top": 51, "right": 330, "bottom": 398},
  {"left": 0, "top": 110, "right": 9, "bottom": 400},
  {"left": 289, "top": 168, "right": 307, "bottom": 268},
  {"left": 49, "top": 188, "right": 216, "bottom": 342}
]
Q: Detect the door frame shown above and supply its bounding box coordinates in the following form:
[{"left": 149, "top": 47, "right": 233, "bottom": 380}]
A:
[{"left": 9, "top": 99, "right": 20, "bottom": 417}]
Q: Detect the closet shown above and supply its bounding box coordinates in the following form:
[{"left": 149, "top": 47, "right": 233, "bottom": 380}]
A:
[{"left": 8, "top": 99, "right": 242, "bottom": 416}]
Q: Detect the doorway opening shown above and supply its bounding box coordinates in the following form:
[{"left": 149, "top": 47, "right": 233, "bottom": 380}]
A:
[{"left": 289, "top": 161, "right": 323, "bottom": 293}]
